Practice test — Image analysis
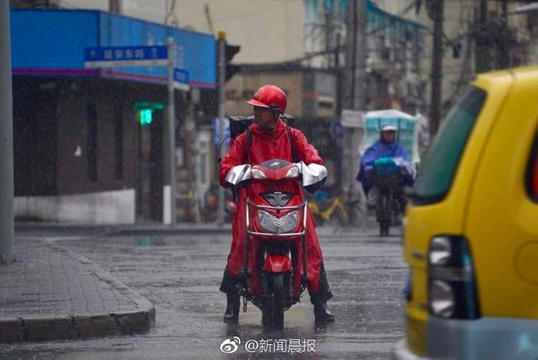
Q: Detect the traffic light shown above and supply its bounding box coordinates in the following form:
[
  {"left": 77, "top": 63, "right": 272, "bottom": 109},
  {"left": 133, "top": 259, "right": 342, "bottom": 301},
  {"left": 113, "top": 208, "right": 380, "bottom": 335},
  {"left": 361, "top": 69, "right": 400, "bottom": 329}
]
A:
[
  {"left": 217, "top": 32, "right": 241, "bottom": 83},
  {"left": 139, "top": 109, "right": 153, "bottom": 126},
  {"left": 224, "top": 43, "right": 240, "bottom": 82},
  {"left": 134, "top": 102, "right": 165, "bottom": 127}
]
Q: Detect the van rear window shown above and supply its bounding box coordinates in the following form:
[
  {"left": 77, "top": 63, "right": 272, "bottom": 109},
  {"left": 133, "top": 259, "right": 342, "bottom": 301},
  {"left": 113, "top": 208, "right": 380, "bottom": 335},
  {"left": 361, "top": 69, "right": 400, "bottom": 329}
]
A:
[{"left": 411, "top": 87, "right": 487, "bottom": 205}]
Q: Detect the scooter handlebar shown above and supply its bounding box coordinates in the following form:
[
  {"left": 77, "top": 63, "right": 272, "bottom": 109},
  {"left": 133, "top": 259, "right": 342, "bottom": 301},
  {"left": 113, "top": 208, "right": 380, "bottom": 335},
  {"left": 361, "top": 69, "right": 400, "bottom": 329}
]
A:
[{"left": 225, "top": 161, "right": 328, "bottom": 193}]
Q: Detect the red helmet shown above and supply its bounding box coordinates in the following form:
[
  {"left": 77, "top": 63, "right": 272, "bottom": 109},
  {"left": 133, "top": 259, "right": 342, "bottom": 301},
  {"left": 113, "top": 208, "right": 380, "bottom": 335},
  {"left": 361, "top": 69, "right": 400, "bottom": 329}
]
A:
[{"left": 246, "top": 85, "right": 287, "bottom": 113}]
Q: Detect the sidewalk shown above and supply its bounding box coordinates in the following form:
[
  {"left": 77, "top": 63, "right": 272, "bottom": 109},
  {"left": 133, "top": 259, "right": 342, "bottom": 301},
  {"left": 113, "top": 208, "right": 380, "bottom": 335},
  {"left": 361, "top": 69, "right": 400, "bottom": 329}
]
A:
[
  {"left": 1, "top": 221, "right": 347, "bottom": 343},
  {"left": 0, "top": 235, "right": 156, "bottom": 343}
]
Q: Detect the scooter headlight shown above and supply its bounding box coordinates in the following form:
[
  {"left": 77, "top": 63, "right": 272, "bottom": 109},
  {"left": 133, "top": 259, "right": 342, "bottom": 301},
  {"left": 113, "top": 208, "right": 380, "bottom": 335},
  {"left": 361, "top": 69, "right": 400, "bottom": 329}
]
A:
[
  {"left": 258, "top": 211, "right": 298, "bottom": 233},
  {"left": 285, "top": 166, "right": 300, "bottom": 178},
  {"left": 251, "top": 168, "right": 267, "bottom": 179}
]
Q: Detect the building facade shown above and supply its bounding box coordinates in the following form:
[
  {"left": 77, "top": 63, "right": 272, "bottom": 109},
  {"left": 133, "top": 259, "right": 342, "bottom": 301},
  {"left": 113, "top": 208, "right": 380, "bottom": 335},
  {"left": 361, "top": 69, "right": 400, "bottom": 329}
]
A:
[
  {"left": 12, "top": 0, "right": 536, "bottom": 223},
  {"left": 11, "top": 8, "right": 215, "bottom": 223}
]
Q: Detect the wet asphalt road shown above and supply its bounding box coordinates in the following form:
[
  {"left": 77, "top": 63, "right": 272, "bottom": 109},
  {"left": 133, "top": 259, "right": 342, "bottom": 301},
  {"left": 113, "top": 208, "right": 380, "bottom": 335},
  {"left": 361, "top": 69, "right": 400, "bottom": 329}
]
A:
[{"left": 1, "top": 225, "right": 407, "bottom": 360}]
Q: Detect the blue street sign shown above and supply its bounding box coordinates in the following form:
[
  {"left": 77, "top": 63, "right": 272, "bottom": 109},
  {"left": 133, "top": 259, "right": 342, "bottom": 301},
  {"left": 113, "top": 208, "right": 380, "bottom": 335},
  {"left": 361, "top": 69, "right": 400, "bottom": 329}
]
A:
[
  {"left": 330, "top": 121, "right": 344, "bottom": 139},
  {"left": 173, "top": 68, "right": 189, "bottom": 83},
  {"left": 84, "top": 45, "right": 169, "bottom": 68},
  {"left": 173, "top": 68, "right": 190, "bottom": 91}
]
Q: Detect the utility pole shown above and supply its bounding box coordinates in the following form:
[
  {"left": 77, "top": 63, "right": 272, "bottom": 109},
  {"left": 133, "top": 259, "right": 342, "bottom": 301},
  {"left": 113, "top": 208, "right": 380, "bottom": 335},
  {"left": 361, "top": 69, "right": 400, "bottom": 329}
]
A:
[
  {"left": 353, "top": 0, "right": 367, "bottom": 113},
  {"left": 217, "top": 31, "right": 226, "bottom": 226},
  {"left": 204, "top": 4, "right": 215, "bottom": 36},
  {"left": 325, "top": 3, "right": 334, "bottom": 67},
  {"left": 499, "top": 0, "right": 510, "bottom": 69},
  {"left": 342, "top": 0, "right": 367, "bottom": 190},
  {"left": 335, "top": 33, "right": 343, "bottom": 116},
  {"left": 167, "top": 37, "right": 177, "bottom": 224},
  {"left": 475, "top": 0, "right": 491, "bottom": 73},
  {"left": 429, "top": 0, "right": 444, "bottom": 138},
  {"left": 0, "top": 1, "right": 15, "bottom": 263}
]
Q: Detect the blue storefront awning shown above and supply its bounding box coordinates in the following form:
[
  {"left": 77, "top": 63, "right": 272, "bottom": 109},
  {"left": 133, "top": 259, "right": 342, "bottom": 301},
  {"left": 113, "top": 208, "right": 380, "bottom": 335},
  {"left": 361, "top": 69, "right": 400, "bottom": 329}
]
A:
[{"left": 10, "top": 9, "right": 216, "bottom": 89}]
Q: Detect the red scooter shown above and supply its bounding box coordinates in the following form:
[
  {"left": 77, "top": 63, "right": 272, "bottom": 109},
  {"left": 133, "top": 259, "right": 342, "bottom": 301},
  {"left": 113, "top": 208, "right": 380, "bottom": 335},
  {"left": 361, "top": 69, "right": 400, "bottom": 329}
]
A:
[{"left": 225, "top": 158, "right": 326, "bottom": 329}]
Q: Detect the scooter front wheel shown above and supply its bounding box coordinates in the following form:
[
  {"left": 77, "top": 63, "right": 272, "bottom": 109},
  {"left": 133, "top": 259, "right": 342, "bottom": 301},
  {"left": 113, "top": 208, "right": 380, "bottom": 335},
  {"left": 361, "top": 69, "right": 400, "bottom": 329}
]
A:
[
  {"left": 262, "top": 273, "right": 286, "bottom": 330},
  {"left": 377, "top": 193, "right": 391, "bottom": 236}
]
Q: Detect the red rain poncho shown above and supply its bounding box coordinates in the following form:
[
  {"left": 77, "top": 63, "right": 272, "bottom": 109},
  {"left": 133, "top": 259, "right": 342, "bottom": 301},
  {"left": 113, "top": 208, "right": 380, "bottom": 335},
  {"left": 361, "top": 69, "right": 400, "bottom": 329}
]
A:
[{"left": 219, "top": 118, "right": 326, "bottom": 294}]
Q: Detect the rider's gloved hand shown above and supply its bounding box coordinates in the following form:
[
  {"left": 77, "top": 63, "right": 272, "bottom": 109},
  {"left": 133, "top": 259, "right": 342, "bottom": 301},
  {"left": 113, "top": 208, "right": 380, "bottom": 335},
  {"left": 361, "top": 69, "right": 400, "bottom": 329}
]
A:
[
  {"left": 297, "top": 162, "right": 328, "bottom": 193},
  {"left": 225, "top": 164, "right": 251, "bottom": 186}
]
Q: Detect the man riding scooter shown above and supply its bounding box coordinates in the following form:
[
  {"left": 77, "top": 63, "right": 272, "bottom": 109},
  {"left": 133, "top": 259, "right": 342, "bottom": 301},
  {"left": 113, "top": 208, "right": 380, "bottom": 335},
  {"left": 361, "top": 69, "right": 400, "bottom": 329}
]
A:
[
  {"left": 219, "top": 84, "right": 335, "bottom": 324},
  {"left": 356, "top": 124, "right": 414, "bottom": 224}
]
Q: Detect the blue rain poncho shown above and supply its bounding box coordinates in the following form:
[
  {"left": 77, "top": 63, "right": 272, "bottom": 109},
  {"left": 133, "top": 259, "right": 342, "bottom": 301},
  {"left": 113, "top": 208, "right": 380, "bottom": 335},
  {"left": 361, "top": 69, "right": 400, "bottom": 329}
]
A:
[{"left": 356, "top": 139, "right": 414, "bottom": 192}]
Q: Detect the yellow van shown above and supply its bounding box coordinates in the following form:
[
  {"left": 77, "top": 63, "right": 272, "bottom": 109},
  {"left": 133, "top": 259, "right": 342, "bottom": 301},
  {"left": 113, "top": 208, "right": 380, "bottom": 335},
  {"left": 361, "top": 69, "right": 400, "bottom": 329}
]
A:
[{"left": 393, "top": 66, "right": 538, "bottom": 360}]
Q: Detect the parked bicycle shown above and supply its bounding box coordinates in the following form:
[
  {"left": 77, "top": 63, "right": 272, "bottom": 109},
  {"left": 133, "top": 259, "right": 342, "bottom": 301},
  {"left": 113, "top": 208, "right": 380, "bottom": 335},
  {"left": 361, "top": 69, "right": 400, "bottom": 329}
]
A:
[
  {"left": 201, "top": 184, "right": 234, "bottom": 223},
  {"left": 308, "top": 188, "right": 364, "bottom": 227}
]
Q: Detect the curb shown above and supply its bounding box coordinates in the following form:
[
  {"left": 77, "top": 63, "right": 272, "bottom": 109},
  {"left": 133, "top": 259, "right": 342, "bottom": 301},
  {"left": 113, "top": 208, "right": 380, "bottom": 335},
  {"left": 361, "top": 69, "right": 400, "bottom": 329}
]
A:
[
  {"left": 0, "top": 239, "right": 156, "bottom": 343},
  {"left": 14, "top": 223, "right": 233, "bottom": 238}
]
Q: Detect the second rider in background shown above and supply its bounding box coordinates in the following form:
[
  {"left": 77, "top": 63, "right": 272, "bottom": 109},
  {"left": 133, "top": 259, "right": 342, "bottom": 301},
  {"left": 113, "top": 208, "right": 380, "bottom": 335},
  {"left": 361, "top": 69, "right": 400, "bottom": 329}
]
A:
[{"left": 356, "top": 124, "right": 414, "bottom": 215}]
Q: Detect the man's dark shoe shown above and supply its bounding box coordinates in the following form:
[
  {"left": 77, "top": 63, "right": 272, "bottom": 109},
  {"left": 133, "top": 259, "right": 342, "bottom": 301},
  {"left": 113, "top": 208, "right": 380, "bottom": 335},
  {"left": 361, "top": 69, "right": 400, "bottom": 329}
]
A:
[
  {"left": 314, "top": 302, "right": 335, "bottom": 322},
  {"left": 223, "top": 293, "right": 240, "bottom": 323}
]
